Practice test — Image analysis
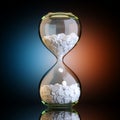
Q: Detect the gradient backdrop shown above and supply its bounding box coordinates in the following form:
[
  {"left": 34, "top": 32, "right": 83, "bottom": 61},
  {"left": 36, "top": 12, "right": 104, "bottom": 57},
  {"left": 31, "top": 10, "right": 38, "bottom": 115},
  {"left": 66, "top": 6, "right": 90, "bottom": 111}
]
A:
[{"left": 1, "top": 0, "right": 119, "bottom": 109}]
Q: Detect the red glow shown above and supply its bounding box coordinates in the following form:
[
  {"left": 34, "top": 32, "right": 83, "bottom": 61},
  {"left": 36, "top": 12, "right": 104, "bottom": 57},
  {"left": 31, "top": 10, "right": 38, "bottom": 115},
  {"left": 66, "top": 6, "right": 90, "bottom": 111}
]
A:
[{"left": 64, "top": 15, "right": 117, "bottom": 103}]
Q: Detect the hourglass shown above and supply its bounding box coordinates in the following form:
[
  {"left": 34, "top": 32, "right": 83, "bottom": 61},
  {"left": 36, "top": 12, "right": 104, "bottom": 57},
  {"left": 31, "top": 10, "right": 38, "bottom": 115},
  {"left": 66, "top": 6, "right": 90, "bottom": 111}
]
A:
[{"left": 39, "top": 12, "right": 81, "bottom": 108}]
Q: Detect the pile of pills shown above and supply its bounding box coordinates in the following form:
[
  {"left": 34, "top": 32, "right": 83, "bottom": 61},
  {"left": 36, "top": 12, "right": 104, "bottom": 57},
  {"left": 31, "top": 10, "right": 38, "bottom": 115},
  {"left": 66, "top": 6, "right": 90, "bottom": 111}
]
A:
[
  {"left": 40, "top": 81, "right": 80, "bottom": 104},
  {"left": 40, "top": 111, "right": 80, "bottom": 120},
  {"left": 43, "top": 33, "right": 79, "bottom": 57}
]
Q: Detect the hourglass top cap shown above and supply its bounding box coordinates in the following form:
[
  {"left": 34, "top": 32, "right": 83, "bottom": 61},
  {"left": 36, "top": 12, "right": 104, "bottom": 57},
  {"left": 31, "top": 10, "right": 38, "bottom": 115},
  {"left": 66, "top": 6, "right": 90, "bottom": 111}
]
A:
[{"left": 41, "top": 12, "right": 79, "bottom": 20}]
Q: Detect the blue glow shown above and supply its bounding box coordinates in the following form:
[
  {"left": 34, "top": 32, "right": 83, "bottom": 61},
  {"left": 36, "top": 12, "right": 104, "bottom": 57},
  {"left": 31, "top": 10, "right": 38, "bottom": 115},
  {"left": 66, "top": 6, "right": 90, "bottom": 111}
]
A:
[{"left": 3, "top": 16, "right": 56, "bottom": 98}]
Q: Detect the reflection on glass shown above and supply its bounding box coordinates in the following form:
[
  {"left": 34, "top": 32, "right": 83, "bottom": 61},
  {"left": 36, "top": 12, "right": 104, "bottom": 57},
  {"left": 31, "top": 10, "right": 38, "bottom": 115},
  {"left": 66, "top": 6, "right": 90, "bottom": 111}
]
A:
[{"left": 40, "top": 108, "right": 80, "bottom": 120}]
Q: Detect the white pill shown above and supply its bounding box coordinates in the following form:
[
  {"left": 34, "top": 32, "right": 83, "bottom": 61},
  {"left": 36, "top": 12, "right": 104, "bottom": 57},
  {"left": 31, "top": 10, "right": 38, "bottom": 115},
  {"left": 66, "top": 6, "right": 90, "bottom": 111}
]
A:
[
  {"left": 58, "top": 67, "right": 63, "bottom": 72},
  {"left": 62, "top": 80, "right": 67, "bottom": 86},
  {"left": 64, "top": 98, "right": 70, "bottom": 103},
  {"left": 40, "top": 82, "right": 80, "bottom": 104},
  {"left": 43, "top": 33, "right": 79, "bottom": 57}
]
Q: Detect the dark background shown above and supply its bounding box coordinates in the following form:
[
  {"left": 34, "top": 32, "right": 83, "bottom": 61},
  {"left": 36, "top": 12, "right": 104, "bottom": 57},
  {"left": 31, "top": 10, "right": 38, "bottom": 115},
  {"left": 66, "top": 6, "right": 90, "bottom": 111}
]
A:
[{"left": 1, "top": 0, "right": 120, "bottom": 114}]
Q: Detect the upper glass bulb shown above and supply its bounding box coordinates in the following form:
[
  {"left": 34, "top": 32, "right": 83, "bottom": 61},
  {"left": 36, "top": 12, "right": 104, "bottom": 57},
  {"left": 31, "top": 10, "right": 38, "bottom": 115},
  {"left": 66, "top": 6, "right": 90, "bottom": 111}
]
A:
[{"left": 39, "top": 12, "right": 81, "bottom": 59}]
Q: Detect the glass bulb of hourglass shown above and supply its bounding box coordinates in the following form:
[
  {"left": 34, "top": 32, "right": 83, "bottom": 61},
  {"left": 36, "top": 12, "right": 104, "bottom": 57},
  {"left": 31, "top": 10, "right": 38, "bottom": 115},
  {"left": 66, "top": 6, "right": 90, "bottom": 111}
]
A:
[{"left": 39, "top": 12, "right": 81, "bottom": 108}]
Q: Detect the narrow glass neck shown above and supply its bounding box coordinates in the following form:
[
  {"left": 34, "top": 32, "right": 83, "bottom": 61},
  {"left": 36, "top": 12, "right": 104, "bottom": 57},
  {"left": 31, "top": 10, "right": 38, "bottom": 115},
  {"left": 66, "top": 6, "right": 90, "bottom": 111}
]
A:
[{"left": 57, "top": 55, "right": 63, "bottom": 62}]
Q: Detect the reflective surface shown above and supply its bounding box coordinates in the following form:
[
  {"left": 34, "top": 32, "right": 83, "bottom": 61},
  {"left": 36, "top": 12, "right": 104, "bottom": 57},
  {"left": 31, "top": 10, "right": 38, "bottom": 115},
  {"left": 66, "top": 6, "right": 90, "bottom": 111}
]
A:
[
  {"left": 40, "top": 108, "right": 80, "bottom": 120},
  {"left": 2, "top": 104, "right": 119, "bottom": 120}
]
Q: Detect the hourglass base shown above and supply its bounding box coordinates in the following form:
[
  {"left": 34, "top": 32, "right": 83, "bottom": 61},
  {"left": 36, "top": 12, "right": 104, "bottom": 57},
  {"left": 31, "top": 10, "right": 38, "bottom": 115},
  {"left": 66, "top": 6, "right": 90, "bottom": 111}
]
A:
[{"left": 42, "top": 101, "right": 78, "bottom": 109}]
